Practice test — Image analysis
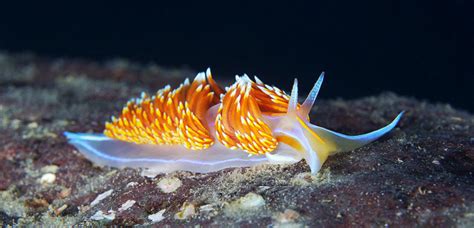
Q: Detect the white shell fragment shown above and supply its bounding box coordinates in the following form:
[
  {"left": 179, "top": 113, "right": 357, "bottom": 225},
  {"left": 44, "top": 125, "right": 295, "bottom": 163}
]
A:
[
  {"left": 148, "top": 209, "right": 166, "bottom": 224},
  {"left": 118, "top": 200, "right": 136, "bottom": 212},
  {"left": 90, "top": 210, "right": 116, "bottom": 221},
  {"left": 90, "top": 189, "right": 113, "bottom": 206}
]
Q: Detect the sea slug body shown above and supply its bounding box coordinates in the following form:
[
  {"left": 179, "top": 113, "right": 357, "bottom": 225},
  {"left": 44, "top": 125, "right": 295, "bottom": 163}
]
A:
[{"left": 65, "top": 68, "right": 403, "bottom": 174}]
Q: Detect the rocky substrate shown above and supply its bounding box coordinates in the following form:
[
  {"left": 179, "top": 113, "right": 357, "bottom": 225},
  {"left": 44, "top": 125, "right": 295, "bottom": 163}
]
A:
[{"left": 0, "top": 52, "right": 472, "bottom": 226}]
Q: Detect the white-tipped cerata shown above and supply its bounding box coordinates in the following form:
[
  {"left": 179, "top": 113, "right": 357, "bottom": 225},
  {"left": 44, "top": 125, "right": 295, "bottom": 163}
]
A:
[
  {"left": 287, "top": 78, "right": 299, "bottom": 116},
  {"left": 254, "top": 76, "right": 264, "bottom": 84},
  {"left": 300, "top": 72, "right": 324, "bottom": 116},
  {"left": 194, "top": 72, "right": 206, "bottom": 82}
]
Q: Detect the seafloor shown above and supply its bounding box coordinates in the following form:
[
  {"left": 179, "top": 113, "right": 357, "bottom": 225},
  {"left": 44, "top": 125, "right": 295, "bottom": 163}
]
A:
[{"left": 0, "top": 52, "right": 472, "bottom": 226}]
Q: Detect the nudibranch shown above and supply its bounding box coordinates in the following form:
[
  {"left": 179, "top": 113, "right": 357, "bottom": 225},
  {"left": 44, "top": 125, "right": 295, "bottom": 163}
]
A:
[{"left": 65, "top": 68, "right": 403, "bottom": 174}]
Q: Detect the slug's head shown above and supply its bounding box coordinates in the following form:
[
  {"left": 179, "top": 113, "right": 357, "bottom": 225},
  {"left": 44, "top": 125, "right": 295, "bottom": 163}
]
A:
[
  {"left": 212, "top": 71, "right": 329, "bottom": 174},
  {"left": 266, "top": 73, "right": 331, "bottom": 174}
]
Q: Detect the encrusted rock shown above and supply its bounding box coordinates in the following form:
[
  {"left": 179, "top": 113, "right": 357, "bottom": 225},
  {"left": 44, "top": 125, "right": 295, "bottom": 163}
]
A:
[{"left": 0, "top": 53, "right": 472, "bottom": 226}]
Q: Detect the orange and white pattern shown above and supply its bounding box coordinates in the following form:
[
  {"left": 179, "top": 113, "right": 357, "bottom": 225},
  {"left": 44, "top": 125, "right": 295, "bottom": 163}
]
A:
[
  {"left": 104, "top": 69, "right": 294, "bottom": 154},
  {"left": 104, "top": 69, "right": 223, "bottom": 150}
]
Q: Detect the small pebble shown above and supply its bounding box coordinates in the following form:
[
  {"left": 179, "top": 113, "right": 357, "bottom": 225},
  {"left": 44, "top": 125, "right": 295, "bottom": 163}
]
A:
[
  {"left": 157, "top": 177, "right": 182, "bottom": 193},
  {"left": 174, "top": 202, "right": 196, "bottom": 220},
  {"left": 225, "top": 192, "right": 265, "bottom": 214},
  {"left": 27, "top": 122, "right": 38, "bottom": 129},
  {"left": 275, "top": 209, "right": 300, "bottom": 223},
  {"left": 126, "top": 182, "right": 138, "bottom": 188},
  {"left": 10, "top": 119, "right": 21, "bottom": 129},
  {"left": 40, "top": 173, "right": 56, "bottom": 185}
]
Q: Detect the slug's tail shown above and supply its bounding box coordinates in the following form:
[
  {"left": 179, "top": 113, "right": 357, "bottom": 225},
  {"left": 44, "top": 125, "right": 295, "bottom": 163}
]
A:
[{"left": 309, "top": 111, "right": 404, "bottom": 155}]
